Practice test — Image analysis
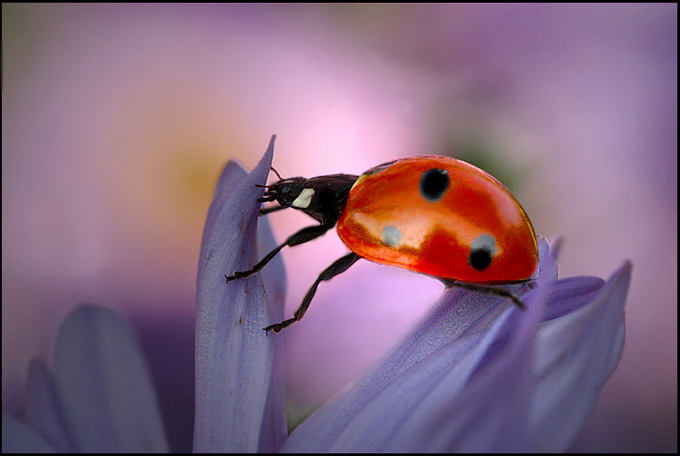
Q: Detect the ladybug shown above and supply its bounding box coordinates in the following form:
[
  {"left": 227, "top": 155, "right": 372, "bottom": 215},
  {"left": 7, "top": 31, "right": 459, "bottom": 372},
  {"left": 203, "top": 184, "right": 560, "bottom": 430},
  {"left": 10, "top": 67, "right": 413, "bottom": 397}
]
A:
[{"left": 226, "top": 156, "right": 538, "bottom": 333}]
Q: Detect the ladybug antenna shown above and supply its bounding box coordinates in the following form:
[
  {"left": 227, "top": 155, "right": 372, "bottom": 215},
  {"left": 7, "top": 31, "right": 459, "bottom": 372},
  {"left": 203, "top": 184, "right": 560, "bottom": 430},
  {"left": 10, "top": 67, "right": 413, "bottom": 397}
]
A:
[
  {"left": 254, "top": 167, "right": 284, "bottom": 190},
  {"left": 270, "top": 166, "right": 283, "bottom": 180}
]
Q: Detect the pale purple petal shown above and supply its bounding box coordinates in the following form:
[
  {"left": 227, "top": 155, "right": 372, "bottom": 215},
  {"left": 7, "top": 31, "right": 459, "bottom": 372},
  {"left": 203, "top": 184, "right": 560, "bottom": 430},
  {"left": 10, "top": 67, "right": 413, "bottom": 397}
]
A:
[
  {"left": 2, "top": 413, "right": 56, "bottom": 453},
  {"left": 281, "top": 239, "right": 555, "bottom": 452},
  {"left": 17, "top": 360, "right": 73, "bottom": 452},
  {"left": 283, "top": 239, "right": 629, "bottom": 452},
  {"left": 194, "top": 136, "right": 286, "bottom": 452},
  {"left": 529, "top": 261, "right": 631, "bottom": 451},
  {"left": 254, "top": 197, "right": 288, "bottom": 452},
  {"left": 51, "top": 304, "right": 169, "bottom": 452}
]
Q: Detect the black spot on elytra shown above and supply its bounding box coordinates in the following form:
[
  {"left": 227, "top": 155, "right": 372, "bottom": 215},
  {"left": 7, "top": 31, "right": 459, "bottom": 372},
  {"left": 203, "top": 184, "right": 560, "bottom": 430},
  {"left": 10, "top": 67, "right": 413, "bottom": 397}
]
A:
[
  {"left": 469, "top": 247, "right": 493, "bottom": 271},
  {"left": 420, "top": 168, "right": 449, "bottom": 202}
]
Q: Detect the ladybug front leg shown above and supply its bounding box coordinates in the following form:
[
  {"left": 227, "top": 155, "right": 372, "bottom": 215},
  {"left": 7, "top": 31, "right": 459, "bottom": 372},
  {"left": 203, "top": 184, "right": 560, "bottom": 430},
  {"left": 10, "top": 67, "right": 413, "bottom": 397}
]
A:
[
  {"left": 258, "top": 205, "right": 286, "bottom": 216},
  {"left": 264, "top": 252, "right": 361, "bottom": 333},
  {"left": 225, "top": 223, "right": 334, "bottom": 282}
]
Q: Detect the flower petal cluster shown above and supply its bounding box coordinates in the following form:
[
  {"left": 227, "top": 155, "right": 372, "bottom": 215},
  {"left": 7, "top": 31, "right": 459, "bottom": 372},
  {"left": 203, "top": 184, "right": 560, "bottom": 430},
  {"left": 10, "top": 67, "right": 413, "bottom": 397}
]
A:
[
  {"left": 3, "top": 137, "right": 631, "bottom": 453},
  {"left": 3, "top": 305, "right": 168, "bottom": 452}
]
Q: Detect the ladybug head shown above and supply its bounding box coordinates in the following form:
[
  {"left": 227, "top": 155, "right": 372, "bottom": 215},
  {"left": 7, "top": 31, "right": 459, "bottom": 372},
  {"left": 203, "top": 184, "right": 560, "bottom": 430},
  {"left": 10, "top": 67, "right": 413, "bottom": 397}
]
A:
[
  {"left": 258, "top": 177, "right": 308, "bottom": 208},
  {"left": 257, "top": 172, "right": 359, "bottom": 225}
]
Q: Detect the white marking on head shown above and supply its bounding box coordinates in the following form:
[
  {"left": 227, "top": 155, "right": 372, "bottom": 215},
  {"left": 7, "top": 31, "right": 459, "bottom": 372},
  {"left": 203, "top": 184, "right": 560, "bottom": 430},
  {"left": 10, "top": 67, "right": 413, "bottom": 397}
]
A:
[
  {"left": 382, "top": 225, "right": 401, "bottom": 247},
  {"left": 291, "top": 188, "right": 315, "bottom": 209}
]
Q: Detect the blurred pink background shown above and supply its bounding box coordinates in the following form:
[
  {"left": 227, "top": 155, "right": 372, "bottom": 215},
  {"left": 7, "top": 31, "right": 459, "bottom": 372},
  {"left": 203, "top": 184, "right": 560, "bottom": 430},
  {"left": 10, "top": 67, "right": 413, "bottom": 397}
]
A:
[{"left": 3, "top": 4, "right": 676, "bottom": 452}]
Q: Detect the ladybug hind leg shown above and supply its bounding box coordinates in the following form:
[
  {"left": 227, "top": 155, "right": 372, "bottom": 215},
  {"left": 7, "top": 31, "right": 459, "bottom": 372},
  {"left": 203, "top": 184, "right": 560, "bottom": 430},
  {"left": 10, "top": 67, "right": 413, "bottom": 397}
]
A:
[
  {"left": 445, "top": 281, "right": 527, "bottom": 310},
  {"left": 264, "top": 252, "right": 361, "bottom": 333}
]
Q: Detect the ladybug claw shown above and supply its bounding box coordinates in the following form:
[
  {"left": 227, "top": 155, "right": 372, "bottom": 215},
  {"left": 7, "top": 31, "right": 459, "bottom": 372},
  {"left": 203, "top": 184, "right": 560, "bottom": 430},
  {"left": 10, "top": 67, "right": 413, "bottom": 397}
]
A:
[{"left": 263, "top": 323, "right": 283, "bottom": 333}]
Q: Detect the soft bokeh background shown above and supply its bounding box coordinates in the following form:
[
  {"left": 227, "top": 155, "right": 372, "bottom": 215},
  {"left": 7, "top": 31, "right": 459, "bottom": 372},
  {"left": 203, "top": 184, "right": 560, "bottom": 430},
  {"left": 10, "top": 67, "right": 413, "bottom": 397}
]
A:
[{"left": 3, "top": 4, "right": 676, "bottom": 452}]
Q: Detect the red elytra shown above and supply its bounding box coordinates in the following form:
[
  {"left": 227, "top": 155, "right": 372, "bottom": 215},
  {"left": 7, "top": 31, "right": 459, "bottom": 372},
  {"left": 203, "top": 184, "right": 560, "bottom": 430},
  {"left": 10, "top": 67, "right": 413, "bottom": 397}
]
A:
[
  {"left": 226, "top": 155, "right": 539, "bottom": 333},
  {"left": 337, "top": 156, "right": 538, "bottom": 283}
]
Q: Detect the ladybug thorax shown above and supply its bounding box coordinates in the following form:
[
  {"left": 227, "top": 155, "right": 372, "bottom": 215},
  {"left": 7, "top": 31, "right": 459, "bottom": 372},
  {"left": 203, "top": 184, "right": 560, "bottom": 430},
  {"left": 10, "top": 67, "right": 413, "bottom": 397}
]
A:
[{"left": 266, "top": 174, "right": 359, "bottom": 225}]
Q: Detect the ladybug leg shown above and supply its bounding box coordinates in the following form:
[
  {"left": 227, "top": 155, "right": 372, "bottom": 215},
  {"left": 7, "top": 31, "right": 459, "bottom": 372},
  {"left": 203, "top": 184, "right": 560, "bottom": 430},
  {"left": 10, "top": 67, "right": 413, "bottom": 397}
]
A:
[
  {"left": 449, "top": 282, "right": 526, "bottom": 310},
  {"left": 259, "top": 205, "right": 286, "bottom": 216},
  {"left": 264, "top": 252, "right": 361, "bottom": 333},
  {"left": 225, "top": 224, "right": 333, "bottom": 282}
]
